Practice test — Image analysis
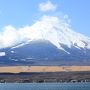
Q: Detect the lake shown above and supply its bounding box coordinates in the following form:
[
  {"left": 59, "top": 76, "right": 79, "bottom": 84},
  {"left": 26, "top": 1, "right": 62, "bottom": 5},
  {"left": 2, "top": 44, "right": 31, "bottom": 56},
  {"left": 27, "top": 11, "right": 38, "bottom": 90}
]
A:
[{"left": 0, "top": 83, "right": 90, "bottom": 90}]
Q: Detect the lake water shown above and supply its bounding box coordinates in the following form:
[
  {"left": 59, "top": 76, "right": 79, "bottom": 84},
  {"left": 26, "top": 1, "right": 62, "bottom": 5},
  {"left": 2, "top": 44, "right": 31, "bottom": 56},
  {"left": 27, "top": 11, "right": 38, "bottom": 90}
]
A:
[{"left": 0, "top": 83, "right": 90, "bottom": 90}]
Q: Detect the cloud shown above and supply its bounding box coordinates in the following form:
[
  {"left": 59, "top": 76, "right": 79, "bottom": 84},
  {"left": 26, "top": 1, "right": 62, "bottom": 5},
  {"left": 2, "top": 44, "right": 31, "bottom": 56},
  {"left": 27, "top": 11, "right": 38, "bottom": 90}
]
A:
[
  {"left": 64, "top": 15, "right": 71, "bottom": 23},
  {"left": 39, "top": 0, "right": 57, "bottom": 12},
  {"left": 0, "top": 26, "right": 21, "bottom": 48},
  {"left": 0, "top": 15, "right": 70, "bottom": 49},
  {"left": 0, "top": 14, "right": 88, "bottom": 50}
]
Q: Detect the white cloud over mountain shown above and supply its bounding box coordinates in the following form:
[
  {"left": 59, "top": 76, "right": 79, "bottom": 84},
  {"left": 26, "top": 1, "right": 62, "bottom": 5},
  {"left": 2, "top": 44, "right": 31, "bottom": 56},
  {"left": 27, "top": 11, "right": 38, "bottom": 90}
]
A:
[
  {"left": 0, "top": 15, "right": 90, "bottom": 50},
  {"left": 39, "top": 1, "right": 57, "bottom": 12}
]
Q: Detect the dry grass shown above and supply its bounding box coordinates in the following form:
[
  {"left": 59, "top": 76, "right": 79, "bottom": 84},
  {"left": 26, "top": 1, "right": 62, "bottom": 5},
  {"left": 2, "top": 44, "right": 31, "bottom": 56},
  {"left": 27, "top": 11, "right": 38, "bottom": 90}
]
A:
[{"left": 0, "top": 66, "right": 90, "bottom": 73}]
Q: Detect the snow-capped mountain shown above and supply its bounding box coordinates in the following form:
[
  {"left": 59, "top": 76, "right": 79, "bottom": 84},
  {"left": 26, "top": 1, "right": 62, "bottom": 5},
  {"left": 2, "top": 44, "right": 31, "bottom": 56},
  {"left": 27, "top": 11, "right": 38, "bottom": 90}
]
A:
[{"left": 0, "top": 15, "right": 90, "bottom": 65}]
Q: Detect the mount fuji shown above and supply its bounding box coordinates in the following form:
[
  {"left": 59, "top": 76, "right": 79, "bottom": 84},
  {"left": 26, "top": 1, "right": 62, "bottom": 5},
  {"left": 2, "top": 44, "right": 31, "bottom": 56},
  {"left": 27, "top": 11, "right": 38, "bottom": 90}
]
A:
[{"left": 0, "top": 16, "right": 90, "bottom": 66}]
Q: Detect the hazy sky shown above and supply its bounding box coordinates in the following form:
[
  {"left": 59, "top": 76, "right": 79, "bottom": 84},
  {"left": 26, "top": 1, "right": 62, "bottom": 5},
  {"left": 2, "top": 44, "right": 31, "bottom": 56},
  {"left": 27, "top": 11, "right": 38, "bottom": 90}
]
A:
[{"left": 0, "top": 0, "right": 90, "bottom": 36}]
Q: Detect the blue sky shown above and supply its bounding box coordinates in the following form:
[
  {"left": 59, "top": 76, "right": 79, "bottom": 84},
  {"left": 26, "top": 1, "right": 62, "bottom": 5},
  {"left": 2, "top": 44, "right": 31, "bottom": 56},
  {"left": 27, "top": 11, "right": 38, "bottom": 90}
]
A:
[{"left": 0, "top": 0, "right": 90, "bottom": 36}]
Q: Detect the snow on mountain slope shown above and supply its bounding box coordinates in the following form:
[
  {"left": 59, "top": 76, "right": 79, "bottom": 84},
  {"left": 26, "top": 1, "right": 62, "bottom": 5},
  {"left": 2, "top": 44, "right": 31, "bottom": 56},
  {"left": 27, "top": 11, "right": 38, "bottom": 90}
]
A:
[{"left": 0, "top": 15, "right": 90, "bottom": 52}]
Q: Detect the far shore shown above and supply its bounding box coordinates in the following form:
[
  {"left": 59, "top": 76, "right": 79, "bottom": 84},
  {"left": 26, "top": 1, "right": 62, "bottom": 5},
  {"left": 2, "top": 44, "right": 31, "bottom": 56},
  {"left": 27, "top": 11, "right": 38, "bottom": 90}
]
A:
[{"left": 0, "top": 66, "right": 90, "bottom": 73}]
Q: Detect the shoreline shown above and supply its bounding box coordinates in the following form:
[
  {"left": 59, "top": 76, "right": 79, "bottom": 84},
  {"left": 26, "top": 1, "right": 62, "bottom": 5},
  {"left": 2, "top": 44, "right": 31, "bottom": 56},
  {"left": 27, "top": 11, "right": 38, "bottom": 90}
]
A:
[
  {"left": 0, "top": 66, "right": 90, "bottom": 83},
  {"left": 0, "top": 71, "right": 90, "bottom": 83}
]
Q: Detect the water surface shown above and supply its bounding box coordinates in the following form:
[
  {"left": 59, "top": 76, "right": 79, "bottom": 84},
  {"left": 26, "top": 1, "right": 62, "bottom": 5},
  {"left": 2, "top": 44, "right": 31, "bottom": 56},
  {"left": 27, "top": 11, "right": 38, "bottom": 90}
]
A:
[{"left": 0, "top": 83, "right": 90, "bottom": 90}]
